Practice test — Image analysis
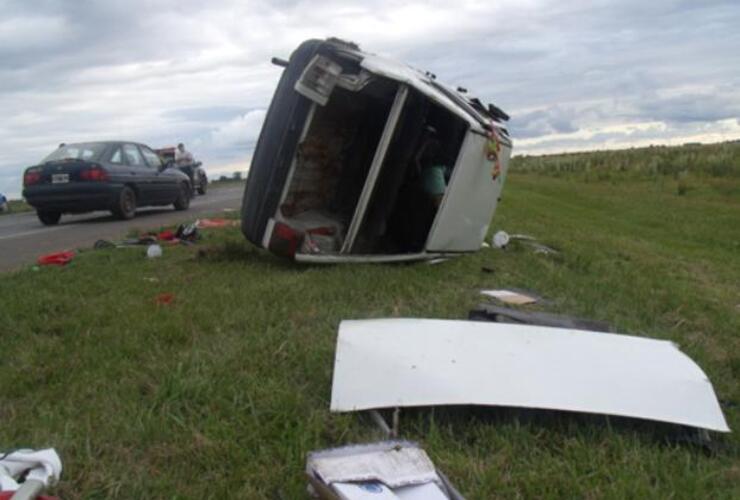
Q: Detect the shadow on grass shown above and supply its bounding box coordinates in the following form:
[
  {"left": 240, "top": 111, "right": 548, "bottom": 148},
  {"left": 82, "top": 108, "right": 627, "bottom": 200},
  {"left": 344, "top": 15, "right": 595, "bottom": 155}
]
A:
[
  {"left": 193, "top": 239, "right": 301, "bottom": 271},
  {"left": 378, "top": 406, "right": 729, "bottom": 454}
]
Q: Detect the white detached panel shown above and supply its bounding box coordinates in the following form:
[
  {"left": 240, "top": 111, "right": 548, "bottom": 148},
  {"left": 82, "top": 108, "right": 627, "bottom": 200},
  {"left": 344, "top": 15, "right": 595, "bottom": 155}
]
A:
[{"left": 330, "top": 319, "right": 729, "bottom": 432}]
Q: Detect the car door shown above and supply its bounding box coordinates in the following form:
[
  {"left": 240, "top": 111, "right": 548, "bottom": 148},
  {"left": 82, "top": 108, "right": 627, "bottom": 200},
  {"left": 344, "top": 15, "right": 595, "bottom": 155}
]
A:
[
  {"left": 122, "top": 143, "right": 155, "bottom": 204},
  {"left": 140, "top": 144, "right": 179, "bottom": 203},
  {"left": 105, "top": 144, "right": 131, "bottom": 185}
]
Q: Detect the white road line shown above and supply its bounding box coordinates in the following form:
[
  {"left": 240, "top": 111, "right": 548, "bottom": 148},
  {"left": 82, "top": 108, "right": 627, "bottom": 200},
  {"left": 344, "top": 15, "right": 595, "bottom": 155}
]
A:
[{"left": 0, "top": 226, "right": 65, "bottom": 241}]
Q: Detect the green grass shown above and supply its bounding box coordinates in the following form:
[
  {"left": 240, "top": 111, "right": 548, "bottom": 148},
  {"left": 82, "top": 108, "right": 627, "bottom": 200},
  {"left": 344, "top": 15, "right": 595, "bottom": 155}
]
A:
[
  {"left": 1, "top": 167, "right": 739, "bottom": 498},
  {"left": 0, "top": 198, "right": 32, "bottom": 215},
  {"left": 512, "top": 140, "right": 740, "bottom": 179},
  {"left": 209, "top": 178, "right": 246, "bottom": 188}
]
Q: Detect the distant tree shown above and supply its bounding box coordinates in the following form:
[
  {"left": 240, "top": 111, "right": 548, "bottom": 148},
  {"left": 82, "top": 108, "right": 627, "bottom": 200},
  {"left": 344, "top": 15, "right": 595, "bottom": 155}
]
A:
[
  {"left": 233, "top": 171, "right": 243, "bottom": 181},
  {"left": 219, "top": 175, "right": 229, "bottom": 182}
]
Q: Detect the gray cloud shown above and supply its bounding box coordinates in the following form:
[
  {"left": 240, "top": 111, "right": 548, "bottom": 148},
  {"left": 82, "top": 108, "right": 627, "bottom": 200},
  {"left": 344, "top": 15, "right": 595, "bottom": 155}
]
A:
[
  {"left": 510, "top": 107, "right": 580, "bottom": 139},
  {"left": 637, "top": 93, "right": 740, "bottom": 124}
]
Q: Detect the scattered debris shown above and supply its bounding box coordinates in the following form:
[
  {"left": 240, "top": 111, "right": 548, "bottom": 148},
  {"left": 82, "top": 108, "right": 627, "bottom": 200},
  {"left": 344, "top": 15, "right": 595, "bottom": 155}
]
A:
[
  {"left": 154, "top": 292, "right": 175, "bottom": 306},
  {"left": 330, "top": 319, "right": 730, "bottom": 432},
  {"left": 157, "top": 229, "right": 177, "bottom": 241},
  {"left": 480, "top": 266, "right": 495, "bottom": 274},
  {"left": 195, "top": 218, "right": 239, "bottom": 229},
  {"left": 509, "top": 233, "right": 536, "bottom": 241},
  {"left": 37, "top": 251, "right": 75, "bottom": 266},
  {"left": 142, "top": 277, "right": 159, "bottom": 283},
  {"left": 469, "top": 304, "right": 612, "bottom": 332},
  {"left": 491, "top": 230, "right": 510, "bottom": 249},
  {"left": 0, "top": 448, "right": 62, "bottom": 498},
  {"left": 175, "top": 223, "right": 199, "bottom": 243},
  {"left": 146, "top": 244, "right": 163, "bottom": 259},
  {"left": 306, "top": 441, "right": 463, "bottom": 500},
  {"left": 427, "top": 258, "right": 449, "bottom": 265},
  {"left": 480, "top": 289, "right": 538, "bottom": 305},
  {"left": 93, "top": 239, "right": 116, "bottom": 250},
  {"left": 491, "top": 230, "right": 559, "bottom": 255},
  {"left": 121, "top": 235, "right": 157, "bottom": 246},
  {"left": 527, "top": 241, "right": 559, "bottom": 255}
]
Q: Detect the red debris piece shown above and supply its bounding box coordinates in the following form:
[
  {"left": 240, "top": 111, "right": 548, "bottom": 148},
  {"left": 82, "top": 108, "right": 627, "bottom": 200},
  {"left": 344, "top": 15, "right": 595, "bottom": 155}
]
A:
[
  {"left": 157, "top": 229, "right": 177, "bottom": 241},
  {"left": 37, "top": 251, "right": 75, "bottom": 266},
  {"left": 154, "top": 292, "right": 175, "bottom": 306}
]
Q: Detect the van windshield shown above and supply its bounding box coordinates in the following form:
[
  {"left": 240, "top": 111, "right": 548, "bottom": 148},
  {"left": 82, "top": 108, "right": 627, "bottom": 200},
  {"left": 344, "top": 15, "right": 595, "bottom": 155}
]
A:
[
  {"left": 428, "top": 80, "right": 490, "bottom": 129},
  {"left": 42, "top": 143, "right": 107, "bottom": 163}
]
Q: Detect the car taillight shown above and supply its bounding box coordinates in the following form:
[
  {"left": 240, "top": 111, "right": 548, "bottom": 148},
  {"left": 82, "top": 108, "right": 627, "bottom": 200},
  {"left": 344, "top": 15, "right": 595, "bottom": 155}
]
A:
[
  {"left": 268, "top": 222, "right": 303, "bottom": 257},
  {"left": 23, "top": 169, "right": 42, "bottom": 186},
  {"left": 80, "top": 165, "right": 109, "bottom": 182}
]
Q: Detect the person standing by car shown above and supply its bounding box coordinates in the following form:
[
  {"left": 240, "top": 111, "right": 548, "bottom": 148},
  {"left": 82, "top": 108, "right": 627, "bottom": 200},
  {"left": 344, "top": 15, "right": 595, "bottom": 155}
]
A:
[{"left": 175, "top": 143, "right": 194, "bottom": 166}]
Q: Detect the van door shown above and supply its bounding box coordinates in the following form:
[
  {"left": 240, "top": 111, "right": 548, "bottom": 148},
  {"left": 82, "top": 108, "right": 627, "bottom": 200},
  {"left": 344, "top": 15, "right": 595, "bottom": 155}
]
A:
[{"left": 425, "top": 131, "right": 512, "bottom": 252}]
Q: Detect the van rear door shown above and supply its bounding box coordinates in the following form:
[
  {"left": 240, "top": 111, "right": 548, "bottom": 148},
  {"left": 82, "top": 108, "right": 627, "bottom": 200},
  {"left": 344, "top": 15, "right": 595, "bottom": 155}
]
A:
[{"left": 425, "top": 130, "right": 512, "bottom": 252}]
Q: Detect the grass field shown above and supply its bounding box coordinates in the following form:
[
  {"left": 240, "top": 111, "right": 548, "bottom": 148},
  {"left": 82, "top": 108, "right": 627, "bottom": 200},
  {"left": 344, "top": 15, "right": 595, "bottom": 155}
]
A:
[
  {"left": 1, "top": 146, "right": 739, "bottom": 498},
  {"left": 0, "top": 198, "right": 31, "bottom": 215}
]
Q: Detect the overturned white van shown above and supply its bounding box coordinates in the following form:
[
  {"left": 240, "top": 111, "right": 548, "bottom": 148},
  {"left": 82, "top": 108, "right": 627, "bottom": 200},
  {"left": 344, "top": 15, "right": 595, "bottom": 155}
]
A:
[{"left": 240, "top": 38, "right": 513, "bottom": 263}]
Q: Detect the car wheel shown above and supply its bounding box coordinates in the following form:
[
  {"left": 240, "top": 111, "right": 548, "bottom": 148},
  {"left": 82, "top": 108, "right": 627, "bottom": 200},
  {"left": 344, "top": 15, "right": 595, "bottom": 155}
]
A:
[
  {"left": 174, "top": 183, "right": 190, "bottom": 211},
  {"left": 197, "top": 175, "right": 207, "bottom": 195},
  {"left": 112, "top": 186, "right": 137, "bottom": 220},
  {"left": 37, "top": 210, "right": 61, "bottom": 226}
]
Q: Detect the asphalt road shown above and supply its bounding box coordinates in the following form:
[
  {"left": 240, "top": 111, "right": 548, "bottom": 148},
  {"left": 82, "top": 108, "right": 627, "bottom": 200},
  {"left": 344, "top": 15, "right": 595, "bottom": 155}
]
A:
[{"left": 0, "top": 185, "right": 244, "bottom": 272}]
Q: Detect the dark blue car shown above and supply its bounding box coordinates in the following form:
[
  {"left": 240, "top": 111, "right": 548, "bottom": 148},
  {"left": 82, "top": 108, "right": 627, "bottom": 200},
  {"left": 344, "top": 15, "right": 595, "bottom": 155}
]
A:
[{"left": 23, "top": 141, "right": 192, "bottom": 225}]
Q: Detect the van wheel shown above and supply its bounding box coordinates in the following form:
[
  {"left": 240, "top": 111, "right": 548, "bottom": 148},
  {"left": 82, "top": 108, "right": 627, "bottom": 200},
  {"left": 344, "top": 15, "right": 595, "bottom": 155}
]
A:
[
  {"left": 112, "top": 186, "right": 137, "bottom": 220},
  {"left": 37, "top": 210, "right": 61, "bottom": 226},
  {"left": 174, "top": 183, "right": 190, "bottom": 211}
]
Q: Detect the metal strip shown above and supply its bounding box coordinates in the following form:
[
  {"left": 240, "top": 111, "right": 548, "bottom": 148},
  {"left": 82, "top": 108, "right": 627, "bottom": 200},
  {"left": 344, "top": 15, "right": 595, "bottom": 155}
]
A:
[
  {"left": 295, "top": 251, "right": 447, "bottom": 264},
  {"left": 275, "top": 102, "right": 317, "bottom": 214},
  {"left": 341, "top": 85, "right": 409, "bottom": 253},
  {"left": 262, "top": 103, "right": 317, "bottom": 247}
]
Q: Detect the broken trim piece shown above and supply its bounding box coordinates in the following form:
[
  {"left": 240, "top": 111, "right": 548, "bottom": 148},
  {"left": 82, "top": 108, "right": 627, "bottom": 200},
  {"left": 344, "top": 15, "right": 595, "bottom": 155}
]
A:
[
  {"left": 295, "top": 251, "right": 448, "bottom": 264},
  {"left": 330, "top": 319, "right": 730, "bottom": 432}
]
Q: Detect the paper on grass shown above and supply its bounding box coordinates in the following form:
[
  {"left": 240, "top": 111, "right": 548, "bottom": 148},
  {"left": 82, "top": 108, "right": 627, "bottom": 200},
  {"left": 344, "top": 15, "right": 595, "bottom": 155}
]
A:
[
  {"left": 480, "top": 289, "right": 537, "bottom": 305},
  {"left": 330, "top": 319, "right": 730, "bottom": 432}
]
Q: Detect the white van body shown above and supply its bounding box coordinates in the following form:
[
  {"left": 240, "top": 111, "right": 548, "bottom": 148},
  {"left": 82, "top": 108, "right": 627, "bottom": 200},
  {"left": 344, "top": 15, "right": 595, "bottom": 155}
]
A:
[{"left": 241, "top": 39, "right": 512, "bottom": 263}]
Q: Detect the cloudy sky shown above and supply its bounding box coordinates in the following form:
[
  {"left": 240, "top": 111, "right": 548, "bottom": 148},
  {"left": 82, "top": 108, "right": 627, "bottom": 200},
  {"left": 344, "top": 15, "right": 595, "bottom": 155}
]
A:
[{"left": 2, "top": 0, "right": 739, "bottom": 197}]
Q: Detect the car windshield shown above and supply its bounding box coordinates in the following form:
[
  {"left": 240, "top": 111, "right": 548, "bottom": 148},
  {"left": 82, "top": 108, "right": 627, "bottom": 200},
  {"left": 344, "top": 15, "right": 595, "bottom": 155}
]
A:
[{"left": 42, "top": 143, "right": 107, "bottom": 163}]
